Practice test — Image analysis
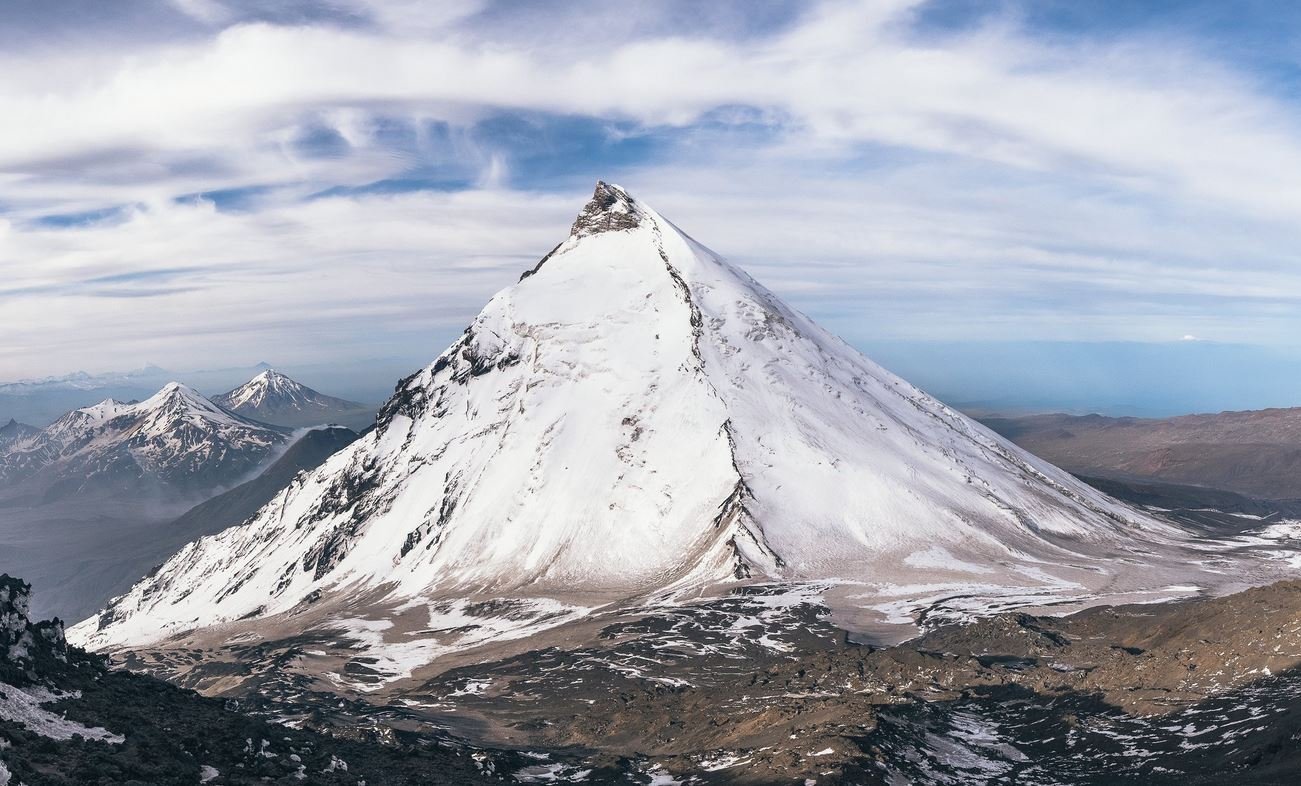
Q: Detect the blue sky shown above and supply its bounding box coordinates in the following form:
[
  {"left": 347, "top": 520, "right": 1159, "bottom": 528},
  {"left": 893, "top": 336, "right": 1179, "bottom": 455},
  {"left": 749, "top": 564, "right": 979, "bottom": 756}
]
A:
[{"left": 2, "top": 0, "right": 1301, "bottom": 414}]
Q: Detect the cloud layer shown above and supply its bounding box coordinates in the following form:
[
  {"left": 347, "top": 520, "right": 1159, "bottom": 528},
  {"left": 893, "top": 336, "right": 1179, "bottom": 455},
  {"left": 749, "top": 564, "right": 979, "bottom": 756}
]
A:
[{"left": 2, "top": 0, "right": 1300, "bottom": 385}]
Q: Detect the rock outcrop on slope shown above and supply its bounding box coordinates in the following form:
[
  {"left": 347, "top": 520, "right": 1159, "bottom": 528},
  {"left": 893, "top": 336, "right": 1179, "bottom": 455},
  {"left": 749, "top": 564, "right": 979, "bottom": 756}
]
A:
[
  {"left": 0, "top": 420, "right": 37, "bottom": 452},
  {"left": 0, "top": 575, "right": 66, "bottom": 684}
]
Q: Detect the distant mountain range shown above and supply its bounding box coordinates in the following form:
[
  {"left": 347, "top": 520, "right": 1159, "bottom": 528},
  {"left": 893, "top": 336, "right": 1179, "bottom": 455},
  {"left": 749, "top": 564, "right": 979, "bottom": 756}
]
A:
[
  {"left": 0, "top": 378, "right": 361, "bottom": 621},
  {"left": 981, "top": 409, "right": 1301, "bottom": 500},
  {"left": 0, "top": 364, "right": 172, "bottom": 395},
  {"left": 0, "top": 382, "right": 290, "bottom": 503},
  {"left": 0, "top": 361, "right": 384, "bottom": 428}
]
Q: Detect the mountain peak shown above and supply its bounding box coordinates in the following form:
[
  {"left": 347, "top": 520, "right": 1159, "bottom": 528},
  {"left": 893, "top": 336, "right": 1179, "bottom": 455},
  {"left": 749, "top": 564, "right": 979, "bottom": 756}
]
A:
[
  {"left": 77, "top": 183, "right": 1219, "bottom": 659},
  {"left": 212, "top": 370, "right": 363, "bottom": 427},
  {"left": 147, "top": 381, "right": 205, "bottom": 406},
  {"left": 0, "top": 381, "right": 287, "bottom": 500},
  {"left": 570, "top": 180, "right": 645, "bottom": 238},
  {"left": 252, "top": 368, "right": 287, "bottom": 383}
]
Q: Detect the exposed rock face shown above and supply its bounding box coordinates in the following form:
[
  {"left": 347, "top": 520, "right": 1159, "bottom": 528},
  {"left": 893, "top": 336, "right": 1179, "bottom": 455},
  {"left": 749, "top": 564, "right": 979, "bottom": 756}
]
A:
[
  {"left": 0, "top": 576, "right": 496, "bottom": 785},
  {"left": 0, "top": 419, "right": 37, "bottom": 451},
  {"left": 0, "top": 574, "right": 66, "bottom": 682},
  {"left": 570, "top": 180, "right": 645, "bottom": 237}
]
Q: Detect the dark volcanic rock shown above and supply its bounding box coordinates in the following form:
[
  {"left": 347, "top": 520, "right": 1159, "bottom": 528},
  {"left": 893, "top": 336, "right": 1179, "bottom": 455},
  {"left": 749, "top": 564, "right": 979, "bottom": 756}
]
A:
[
  {"left": 570, "top": 180, "right": 644, "bottom": 238},
  {"left": 0, "top": 576, "right": 495, "bottom": 785},
  {"left": 405, "top": 581, "right": 1301, "bottom": 784},
  {"left": 1, "top": 575, "right": 67, "bottom": 684}
]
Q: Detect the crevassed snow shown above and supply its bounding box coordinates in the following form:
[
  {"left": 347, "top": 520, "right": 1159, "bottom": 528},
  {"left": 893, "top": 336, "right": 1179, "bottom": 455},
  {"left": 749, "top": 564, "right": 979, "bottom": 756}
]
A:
[{"left": 72, "top": 182, "right": 1233, "bottom": 656}]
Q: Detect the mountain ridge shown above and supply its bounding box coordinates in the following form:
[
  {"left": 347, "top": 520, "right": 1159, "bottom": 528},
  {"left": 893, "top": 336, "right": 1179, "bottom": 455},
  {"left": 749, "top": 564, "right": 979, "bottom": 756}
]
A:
[
  {"left": 0, "top": 381, "right": 289, "bottom": 501},
  {"left": 0, "top": 417, "right": 38, "bottom": 450}
]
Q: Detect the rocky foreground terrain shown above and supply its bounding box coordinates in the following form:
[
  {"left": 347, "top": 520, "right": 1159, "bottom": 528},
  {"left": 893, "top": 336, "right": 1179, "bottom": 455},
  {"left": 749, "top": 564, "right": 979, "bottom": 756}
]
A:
[
  {"left": 0, "top": 574, "right": 500, "bottom": 785},
  {"left": 402, "top": 580, "right": 1301, "bottom": 784},
  {"left": 95, "top": 571, "right": 1301, "bottom": 785}
]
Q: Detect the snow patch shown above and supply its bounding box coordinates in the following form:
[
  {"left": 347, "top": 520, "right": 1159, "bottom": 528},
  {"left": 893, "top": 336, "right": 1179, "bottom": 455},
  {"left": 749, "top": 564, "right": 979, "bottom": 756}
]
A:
[{"left": 0, "top": 684, "right": 123, "bottom": 744}]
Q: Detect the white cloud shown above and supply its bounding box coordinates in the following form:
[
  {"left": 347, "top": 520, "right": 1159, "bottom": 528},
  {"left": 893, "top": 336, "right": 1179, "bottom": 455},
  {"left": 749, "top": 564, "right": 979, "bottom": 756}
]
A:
[
  {"left": 2, "top": 1, "right": 1300, "bottom": 220},
  {"left": 0, "top": 189, "right": 572, "bottom": 377},
  {"left": 2, "top": 0, "right": 1301, "bottom": 379}
]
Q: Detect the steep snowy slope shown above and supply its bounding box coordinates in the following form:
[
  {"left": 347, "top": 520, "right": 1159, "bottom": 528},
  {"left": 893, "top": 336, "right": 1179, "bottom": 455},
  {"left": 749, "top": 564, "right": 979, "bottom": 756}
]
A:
[
  {"left": 213, "top": 370, "right": 367, "bottom": 428},
  {"left": 0, "top": 383, "right": 289, "bottom": 499},
  {"left": 77, "top": 183, "right": 1192, "bottom": 651}
]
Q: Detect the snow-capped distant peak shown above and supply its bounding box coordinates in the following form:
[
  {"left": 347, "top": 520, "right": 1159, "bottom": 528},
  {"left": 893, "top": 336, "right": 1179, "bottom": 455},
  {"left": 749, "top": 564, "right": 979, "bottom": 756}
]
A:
[
  {"left": 212, "top": 370, "right": 363, "bottom": 427},
  {"left": 0, "top": 381, "right": 289, "bottom": 497},
  {"left": 214, "top": 370, "right": 308, "bottom": 410}
]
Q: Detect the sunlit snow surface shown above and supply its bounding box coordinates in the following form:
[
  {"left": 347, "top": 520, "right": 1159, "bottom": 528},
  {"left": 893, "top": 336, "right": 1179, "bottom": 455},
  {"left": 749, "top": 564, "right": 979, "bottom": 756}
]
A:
[{"left": 70, "top": 185, "right": 1299, "bottom": 680}]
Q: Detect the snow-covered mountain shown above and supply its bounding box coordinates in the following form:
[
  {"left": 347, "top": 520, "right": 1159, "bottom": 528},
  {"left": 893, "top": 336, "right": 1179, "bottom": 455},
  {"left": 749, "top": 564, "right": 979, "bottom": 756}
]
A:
[
  {"left": 0, "top": 418, "right": 38, "bottom": 450},
  {"left": 212, "top": 370, "right": 367, "bottom": 428},
  {"left": 0, "top": 382, "right": 290, "bottom": 500},
  {"left": 77, "top": 182, "right": 1194, "bottom": 651}
]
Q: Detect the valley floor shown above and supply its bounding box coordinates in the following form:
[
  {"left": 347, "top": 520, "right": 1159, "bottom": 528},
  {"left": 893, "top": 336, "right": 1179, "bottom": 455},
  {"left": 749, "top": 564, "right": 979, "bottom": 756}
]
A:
[{"left": 109, "top": 538, "right": 1301, "bottom": 784}]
